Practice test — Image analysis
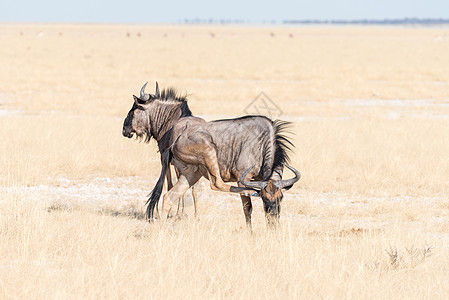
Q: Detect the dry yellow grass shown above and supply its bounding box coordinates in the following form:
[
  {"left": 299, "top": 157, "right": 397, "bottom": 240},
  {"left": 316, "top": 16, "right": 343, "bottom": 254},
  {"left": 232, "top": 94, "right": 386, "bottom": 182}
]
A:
[{"left": 1, "top": 24, "right": 449, "bottom": 299}]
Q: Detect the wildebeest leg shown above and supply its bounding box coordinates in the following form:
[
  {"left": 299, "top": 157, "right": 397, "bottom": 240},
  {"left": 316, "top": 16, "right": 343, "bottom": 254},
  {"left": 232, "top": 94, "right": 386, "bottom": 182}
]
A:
[
  {"left": 192, "top": 184, "right": 198, "bottom": 218},
  {"left": 240, "top": 195, "right": 253, "bottom": 231},
  {"left": 238, "top": 183, "right": 253, "bottom": 231},
  {"left": 162, "top": 171, "right": 201, "bottom": 219},
  {"left": 176, "top": 193, "right": 183, "bottom": 218},
  {"left": 166, "top": 164, "right": 174, "bottom": 190},
  {"left": 175, "top": 192, "right": 188, "bottom": 219},
  {"left": 153, "top": 157, "right": 174, "bottom": 220},
  {"left": 203, "top": 148, "right": 251, "bottom": 194},
  {"left": 174, "top": 167, "right": 188, "bottom": 219},
  {"left": 181, "top": 193, "right": 186, "bottom": 217}
]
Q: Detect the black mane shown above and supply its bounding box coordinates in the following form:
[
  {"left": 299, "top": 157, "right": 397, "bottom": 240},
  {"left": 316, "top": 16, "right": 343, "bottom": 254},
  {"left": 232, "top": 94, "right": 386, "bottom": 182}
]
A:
[
  {"left": 158, "top": 88, "right": 192, "bottom": 117},
  {"left": 159, "top": 88, "right": 188, "bottom": 103}
]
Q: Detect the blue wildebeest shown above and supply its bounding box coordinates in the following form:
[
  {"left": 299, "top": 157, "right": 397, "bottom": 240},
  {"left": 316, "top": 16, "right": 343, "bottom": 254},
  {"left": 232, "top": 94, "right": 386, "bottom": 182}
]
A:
[
  {"left": 122, "top": 82, "right": 204, "bottom": 218},
  {"left": 122, "top": 82, "right": 300, "bottom": 228}
]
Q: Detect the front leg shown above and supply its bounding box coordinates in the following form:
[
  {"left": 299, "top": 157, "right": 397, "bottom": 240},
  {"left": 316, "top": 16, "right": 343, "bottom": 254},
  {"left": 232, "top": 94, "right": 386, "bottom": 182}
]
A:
[
  {"left": 166, "top": 164, "right": 174, "bottom": 190},
  {"left": 238, "top": 182, "right": 253, "bottom": 231},
  {"left": 159, "top": 162, "right": 174, "bottom": 219}
]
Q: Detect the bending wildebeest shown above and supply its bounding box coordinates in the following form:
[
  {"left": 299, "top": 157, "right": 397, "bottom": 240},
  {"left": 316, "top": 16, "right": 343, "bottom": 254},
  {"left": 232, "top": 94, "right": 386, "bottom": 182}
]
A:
[
  {"left": 122, "top": 82, "right": 204, "bottom": 218},
  {"left": 122, "top": 82, "right": 301, "bottom": 228}
]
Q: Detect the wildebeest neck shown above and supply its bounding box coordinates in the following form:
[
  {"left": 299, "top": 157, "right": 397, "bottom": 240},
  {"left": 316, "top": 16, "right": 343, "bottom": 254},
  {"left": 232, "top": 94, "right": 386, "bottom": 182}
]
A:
[{"left": 149, "top": 101, "right": 191, "bottom": 141}]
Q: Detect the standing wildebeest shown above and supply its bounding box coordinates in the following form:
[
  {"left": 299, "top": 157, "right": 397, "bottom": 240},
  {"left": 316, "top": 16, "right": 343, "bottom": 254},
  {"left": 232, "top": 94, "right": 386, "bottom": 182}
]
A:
[
  {"left": 123, "top": 82, "right": 300, "bottom": 228},
  {"left": 122, "top": 82, "right": 204, "bottom": 218}
]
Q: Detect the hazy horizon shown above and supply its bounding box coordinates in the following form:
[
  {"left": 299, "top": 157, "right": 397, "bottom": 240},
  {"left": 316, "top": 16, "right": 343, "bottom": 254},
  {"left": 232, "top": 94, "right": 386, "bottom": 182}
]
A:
[{"left": 1, "top": 0, "right": 448, "bottom": 24}]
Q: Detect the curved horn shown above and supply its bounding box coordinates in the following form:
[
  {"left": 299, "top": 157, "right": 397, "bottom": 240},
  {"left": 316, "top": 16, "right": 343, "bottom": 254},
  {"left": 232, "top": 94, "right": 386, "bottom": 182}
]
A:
[
  {"left": 155, "top": 81, "right": 160, "bottom": 98},
  {"left": 140, "top": 82, "right": 150, "bottom": 100},
  {"left": 239, "top": 167, "right": 268, "bottom": 190},
  {"left": 274, "top": 164, "right": 301, "bottom": 189}
]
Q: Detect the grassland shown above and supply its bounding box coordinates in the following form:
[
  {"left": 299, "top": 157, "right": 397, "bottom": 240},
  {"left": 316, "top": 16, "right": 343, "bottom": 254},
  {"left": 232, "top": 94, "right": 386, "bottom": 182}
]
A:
[{"left": 1, "top": 24, "right": 449, "bottom": 299}]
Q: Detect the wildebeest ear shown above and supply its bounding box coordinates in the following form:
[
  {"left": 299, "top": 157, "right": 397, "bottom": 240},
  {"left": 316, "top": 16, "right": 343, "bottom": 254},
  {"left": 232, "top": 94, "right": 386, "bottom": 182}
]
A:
[
  {"left": 155, "top": 82, "right": 160, "bottom": 98},
  {"left": 133, "top": 95, "right": 148, "bottom": 105}
]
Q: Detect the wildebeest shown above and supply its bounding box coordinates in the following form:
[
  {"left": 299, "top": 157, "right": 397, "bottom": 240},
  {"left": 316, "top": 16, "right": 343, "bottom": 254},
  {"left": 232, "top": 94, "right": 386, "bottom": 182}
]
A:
[
  {"left": 122, "top": 82, "right": 204, "bottom": 218},
  {"left": 122, "top": 82, "right": 301, "bottom": 228}
]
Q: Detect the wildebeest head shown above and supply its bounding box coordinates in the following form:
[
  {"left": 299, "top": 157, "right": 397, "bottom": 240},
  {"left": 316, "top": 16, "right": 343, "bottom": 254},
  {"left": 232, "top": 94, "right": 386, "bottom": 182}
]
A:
[
  {"left": 122, "top": 82, "right": 160, "bottom": 142},
  {"left": 240, "top": 164, "right": 300, "bottom": 225}
]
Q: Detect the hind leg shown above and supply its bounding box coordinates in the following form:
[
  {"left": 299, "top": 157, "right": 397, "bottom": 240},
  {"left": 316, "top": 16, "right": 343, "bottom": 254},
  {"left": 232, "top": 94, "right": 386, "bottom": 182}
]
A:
[
  {"left": 181, "top": 193, "right": 187, "bottom": 218},
  {"left": 175, "top": 192, "right": 188, "bottom": 220},
  {"left": 162, "top": 169, "right": 201, "bottom": 219},
  {"left": 201, "top": 147, "right": 251, "bottom": 194},
  {"left": 192, "top": 184, "right": 198, "bottom": 218},
  {"left": 174, "top": 167, "right": 189, "bottom": 219},
  {"left": 202, "top": 149, "right": 253, "bottom": 228},
  {"left": 171, "top": 135, "right": 250, "bottom": 195}
]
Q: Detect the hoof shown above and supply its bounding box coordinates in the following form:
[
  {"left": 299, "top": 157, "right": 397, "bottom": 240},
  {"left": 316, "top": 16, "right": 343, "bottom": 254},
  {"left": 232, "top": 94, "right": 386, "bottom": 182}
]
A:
[{"left": 174, "top": 213, "right": 188, "bottom": 221}]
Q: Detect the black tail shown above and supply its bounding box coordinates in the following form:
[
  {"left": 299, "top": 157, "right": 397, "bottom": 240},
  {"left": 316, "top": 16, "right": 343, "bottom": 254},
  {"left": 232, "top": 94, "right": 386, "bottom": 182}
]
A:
[{"left": 146, "top": 148, "right": 173, "bottom": 221}]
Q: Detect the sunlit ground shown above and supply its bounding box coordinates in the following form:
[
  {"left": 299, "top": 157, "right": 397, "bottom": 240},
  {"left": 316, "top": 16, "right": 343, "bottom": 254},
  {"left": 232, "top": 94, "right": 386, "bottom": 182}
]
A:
[{"left": 1, "top": 24, "right": 449, "bottom": 298}]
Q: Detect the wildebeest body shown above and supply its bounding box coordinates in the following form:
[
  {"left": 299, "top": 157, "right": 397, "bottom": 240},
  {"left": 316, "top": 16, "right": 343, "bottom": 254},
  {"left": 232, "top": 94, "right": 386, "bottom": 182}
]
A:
[
  {"left": 123, "top": 82, "right": 300, "bottom": 228},
  {"left": 171, "top": 116, "right": 277, "bottom": 183}
]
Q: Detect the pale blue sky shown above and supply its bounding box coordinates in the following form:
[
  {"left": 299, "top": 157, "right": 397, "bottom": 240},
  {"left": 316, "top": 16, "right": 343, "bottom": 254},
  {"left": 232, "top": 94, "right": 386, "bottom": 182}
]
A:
[{"left": 1, "top": 0, "right": 448, "bottom": 23}]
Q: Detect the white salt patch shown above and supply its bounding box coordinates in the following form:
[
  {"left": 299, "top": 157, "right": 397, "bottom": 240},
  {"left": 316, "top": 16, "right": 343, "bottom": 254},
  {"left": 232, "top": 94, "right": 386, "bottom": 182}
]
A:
[
  {"left": 0, "top": 93, "right": 21, "bottom": 116},
  {"left": 0, "top": 109, "right": 20, "bottom": 116}
]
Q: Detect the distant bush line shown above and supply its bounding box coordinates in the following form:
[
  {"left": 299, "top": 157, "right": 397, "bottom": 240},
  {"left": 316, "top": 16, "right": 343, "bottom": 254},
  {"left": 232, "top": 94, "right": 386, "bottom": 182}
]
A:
[{"left": 182, "top": 18, "right": 449, "bottom": 26}]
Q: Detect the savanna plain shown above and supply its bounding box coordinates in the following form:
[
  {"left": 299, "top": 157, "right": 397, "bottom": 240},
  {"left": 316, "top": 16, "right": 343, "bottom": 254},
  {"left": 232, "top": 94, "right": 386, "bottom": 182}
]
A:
[{"left": 1, "top": 24, "right": 449, "bottom": 299}]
